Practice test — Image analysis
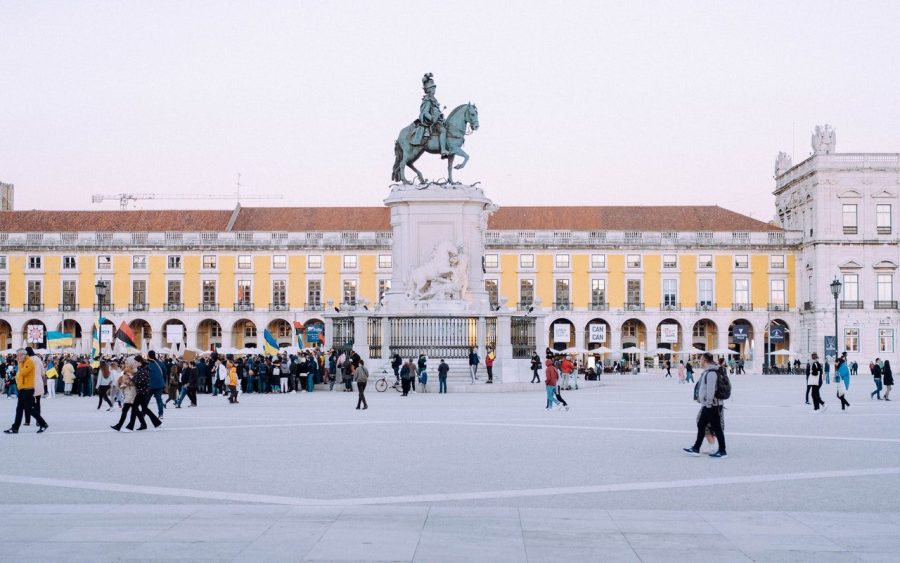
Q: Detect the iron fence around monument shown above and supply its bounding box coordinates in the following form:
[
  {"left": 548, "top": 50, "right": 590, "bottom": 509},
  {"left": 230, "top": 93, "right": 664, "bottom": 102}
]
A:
[
  {"left": 333, "top": 317, "right": 355, "bottom": 354},
  {"left": 486, "top": 317, "right": 497, "bottom": 350},
  {"left": 367, "top": 317, "right": 383, "bottom": 359},
  {"left": 388, "top": 317, "right": 477, "bottom": 360},
  {"left": 511, "top": 316, "right": 536, "bottom": 359}
]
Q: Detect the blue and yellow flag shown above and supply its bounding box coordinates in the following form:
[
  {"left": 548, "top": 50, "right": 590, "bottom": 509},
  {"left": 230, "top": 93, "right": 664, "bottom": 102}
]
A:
[
  {"left": 45, "top": 365, "right": 59, "bottom": 379},
  {"left": 263, "top": 329, "right": 279, "bottom": 356},
  {"left": 90, "top": 317, "right": 107, "bottom": 359},
  {"left": 47, "top": 331, "right": 74, "bottom": 348}
]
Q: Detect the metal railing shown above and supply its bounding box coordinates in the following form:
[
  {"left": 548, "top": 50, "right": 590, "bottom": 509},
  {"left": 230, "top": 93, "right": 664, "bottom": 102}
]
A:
[
  {"left": 92, "top": 303, "right": 112, "bottom": 313},
  {"left": 25, "top": 303, "right": 44, "bottom": 312},
  {"left": 695, "top": 303, "right": 717, "bottom": 312},
  {"left": 589, "top": 302, "right": 608, "bottom": 311},
  {"left": 840, "top": 300, "right": 863, "bottom": 309},
  {"left": 164, "top": 302, "right": 184, "bottom": 312},
  {"left": 624, "top": 302, "right": 644, "bottom": 312},
  {"left": 767, "top": 303, "right": 789, "bottom": 312},
  {"left": 517, "top": 301, "right": 534, "bottom": 311},
  {"left": 874, "top": 300, "right": 897, "bottom": 309},
  {"left": 660, "top": 302, "right": 681, "bottom": 312},
  {"left": 198, "top": 303, "right": 219, "bottom": 312},
  {"left": 0, "top": 304, "right": 8, "bottom": 312},
  {"left": 553, "top": 301, "right": 572, "bottom": 311},
  {"left": 129, "top": 303, "right": 148, "bottom": 312},
  {"left": 305, "top": 304, "right": 324, "bottom": 312},
  {"left": 269, "top": 302, "right": 290, "bottom": 312},
  {"left": 234, "top": 302, "right": 254, "bottom": 312},
  {"left": 58, "top": 304, "right": 79, "bottom": 312},
  {"left": 731, "top": 303, "right": 753, "bottom": 312}
]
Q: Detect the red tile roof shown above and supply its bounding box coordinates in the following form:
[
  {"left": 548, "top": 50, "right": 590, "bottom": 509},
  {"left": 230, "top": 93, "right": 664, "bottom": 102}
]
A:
[{"left": 0, "top": 205, "right": 778, "bottom": 233}]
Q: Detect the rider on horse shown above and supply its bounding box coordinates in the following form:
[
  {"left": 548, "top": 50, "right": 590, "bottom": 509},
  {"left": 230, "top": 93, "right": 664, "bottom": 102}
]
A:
[{"left": 414, "top": 73, "right": 450, "bottom": 158}]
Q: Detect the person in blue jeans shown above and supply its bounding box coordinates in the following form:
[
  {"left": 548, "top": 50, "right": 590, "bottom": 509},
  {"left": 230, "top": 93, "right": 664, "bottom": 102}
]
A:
[
  {"left": 437, "top": 359, "right": 449, "bottom": 394},
  {"left": 146, "top": 351, "right": 167, "bottom": 418}
]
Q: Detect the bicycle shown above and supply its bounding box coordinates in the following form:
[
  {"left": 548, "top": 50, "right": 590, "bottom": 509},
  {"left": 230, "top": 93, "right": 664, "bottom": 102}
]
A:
[{"left": 374, "top": 368, "right": 402, "bottom": 392}]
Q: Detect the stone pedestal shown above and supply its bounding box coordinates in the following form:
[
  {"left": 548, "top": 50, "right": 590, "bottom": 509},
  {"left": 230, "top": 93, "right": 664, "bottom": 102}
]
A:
[{"left": 382, "top": 183, "right": 496, "bottom": 315}]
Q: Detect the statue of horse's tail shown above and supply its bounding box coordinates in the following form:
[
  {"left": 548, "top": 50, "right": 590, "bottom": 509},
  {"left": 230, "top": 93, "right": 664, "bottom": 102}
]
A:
[{"left": 391, "top": 141, "right": 402, "bottom": 182}]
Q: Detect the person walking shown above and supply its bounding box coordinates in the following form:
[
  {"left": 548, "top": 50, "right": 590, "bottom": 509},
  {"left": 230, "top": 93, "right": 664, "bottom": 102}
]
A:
[
  {"left": 878, "top": 359, "right": 892, "bottom": 400},
  {"left": 5, "top": 349, "right": 49, "bottom": 434},
  {"left": 683, "top": 353, "right": 727, "bottom": 458},
  {"left": 227, "top": 361, "right": 239, "bottom": 404},
  {"left": 96, "top": 361, "right": 114, "bottom": 411},
  {"left": 400, "top": 360, "right": 412, "bottom": 396},
  {"left": 24, "top": 348, "right": 46, "bottom": 429},
  {"left": 677, "top": 360, "right": 686, "bottom": 383},
  {"left": 437, "top": 359, "right": 449, "bottom": 393},
  {"left": 407, "top": 357, "right": 418, "bottom": 393},
  {"left": 823, "top": 357, "right": 831, "bottom": 384},
  {"left": 111, "top": 362, "right": 138, "bottom": 432},
  {"left": 390, "top": 353, "right": 402, "bottom": 384},
  {"left": 665, "top": 359, "right": 672, "bottom": 378},
  {"left": 530, "top": 351, "right": 541, "bottom": 383},
  {"left": 127, "top": 359, "right": 162, "bottom": 431},
  {"left": 354, "top": 359, "right": 369, "bottom": 410},
  {"left": 685, "top": 361, "right": 694, "bottom": 383},
  {"left": 806, "top": 353, "right": 826, "bottom": 412},
  {"left": 146, "top": 351, "right": 167, "bottom": 419},
  {"left": 835, "top": 357, "right": 851, "bottom": 410},
  {"left": 417, "top": 354, "right": 428, "bottom": 393},
  {"left": 468, "top": 348, "right": 480, "bottom": 383},
  {"left": 164, "top": 363, "right": 180, "bottom": 407},
  {"left": 560, "top": 356, "right": 575, "bottom": 390},
  {"left": 870, "top": 359, "right": 884, "bottom": 400},
  {"left": 544, "top": 359, "right": 559, "bottom": 410}
]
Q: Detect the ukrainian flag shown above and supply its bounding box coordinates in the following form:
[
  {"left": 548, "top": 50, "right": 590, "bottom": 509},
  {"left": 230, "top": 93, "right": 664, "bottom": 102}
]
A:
[
  {"left": 47, "top": 331, "right": 74, "bottom": 348},
  {"left": 263, "top": 329, "right": 279, "bottom": 356},
  {"left": 46, "top": 365, "right": 59, "bottom": 379},
  {"left": 90, "top": 317, "right": 106, "bottom": 359}
]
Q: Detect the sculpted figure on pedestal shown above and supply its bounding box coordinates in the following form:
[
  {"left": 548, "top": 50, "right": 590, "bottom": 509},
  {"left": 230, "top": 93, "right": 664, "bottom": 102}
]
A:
[
  {"left": 392, "top": 73, "right": 479, "bottom": 185},
  {"left": 812, "top": 124, "right": 836, "bottom": 154},
  {"left": 406, "top": 241, "right": 469, "bottom": 301},
  {"left": 774, "top": 151, "right": 793, "bottom": 176}
]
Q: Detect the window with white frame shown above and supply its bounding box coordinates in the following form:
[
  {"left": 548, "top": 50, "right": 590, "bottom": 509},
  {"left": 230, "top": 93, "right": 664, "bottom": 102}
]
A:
[
  {"left": 844, "top": 328, "right": 859, "bottom": 352},
  {"left": 133, "top": 280, "right": 147, "bottom": 305},
  {"left": 520, "top": 279, "right": 534, "bottom": 306},
  {"left": 770, "top": 279, "right": 786, "bottom": 305},
  {"left": 236, "top": 280, "right": 251, "bottom": 303},
  {"left": 167, "top": 280, "right": 182, "bottom": 305},
  {"left": 202, "top": 255, "right": 216, "bottom": 269},
  {"left": 626, "top": 279, "right": 641, "bottom": 304},
  {"left": 272, "top": 280, "right": 286, "bottom": 304},
  {"left": 591, "top": 279, "right": 606, "bottom": 305},
  {"left": 879, "top": 328, "right": 894, "bottom": 353},
  {"left": 237, "top": 255, "right": 252, "bottom": 269},
  {"left": 378, "top": 279, "right": 391, "bottom": 305},
  {"left": 307, "top": 280, "right": 322, "bottom": 307},
  {"left": 343, "top": 255, "right": 358, "bottom": 269},
  {"left": 342, "top": 279, "right": 357, "bottom": 305},
  {"left": 698, "top": 254, "right": 713, "bottom": 268},
  {"left": 62, "top": 256, "right": 77, "bottom": 270},
  {"left": 771, "top": 255, "right": 785, "bottom": 269},
  {"left": 28, "top": 256, "right": 42, "bottom": 270},
  {"left": 485, "top": 279, "right": 498, "bottom": 307},
  {"left": 555, "top": 279, "right": 570, "bottom": 305},
  {"left": 627, "top": 254, "right": 641, "bottom": 268},
  {"left": 843, "top": 204, "right": 858, "bottom": 234},
  {"left": 842, "top": 274, "right": 859, "bottom": 301},
  {"left": 26, "top": 280, "right": 42, "bottom": 305},
  {"left": 167, "top": 255, "right": 182, "bottom": 270},
  {"left": 244, "top": 321, "right": 257, "bottom": 338},
  {"left": 876, "top": 204, "right": 892, "bottom": 234},
  {"left": 484, "top": 254, "right": 499, "bottom": 268},
  {"left": 0, "top": 280, "right": 6, "bottom": 305},
  {"left": 202, "top": 280, "right": 216, "bottom": 305},
  {"left": 663, "top": 279, "right": 677, "bottom": 306},
  {"left": 308, "top": 255, "right": 322, "bottom": 269},
  {"left": 520, "top": 254, "right": 534, "bottom": 269},
  {"left": 62, "top": 280, "right": 77, "bottom": 306},
  {"left": 663, "top": 254, "right": 677, "bottom": 268},
  {"left": 97, "top": 255, "right": 111, "bottom": 270},
  {"left": 734, "top": 279, "right": 750, "bottom": 305},
  {"left": 555, "top": 254, "right": 570, "bottom": 269},
  {"left": 132, "top": 255, "right": 146, "bottom": 270},
  {"left": 272, "top": 255, "right": 287, "bottom": 269},
  {"left": 734, "top": 255, "right": 749, "bottom": 268},
  {"left": 699, "top": 279, "right": 714, "bottom": 307},
  {"left": 0, "top": 256, "right": 6, "bottom": 270},
  {"left": 378, "top": 254, "right": 392, "bottom": 269},
  {"left": 877, "top": 274, "right": 893, "bottom": 302},
  {"left": 590, "top": 254, "right": 606, "bottom": 269}
]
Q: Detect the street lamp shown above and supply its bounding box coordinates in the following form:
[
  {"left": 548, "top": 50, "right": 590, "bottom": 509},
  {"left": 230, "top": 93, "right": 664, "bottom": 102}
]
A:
[
  {"left": 94, "top": 280, "right": 104, "bottom": 358},
  {"left": 830, "top": 277, "right": 842, "bottom": 360}
]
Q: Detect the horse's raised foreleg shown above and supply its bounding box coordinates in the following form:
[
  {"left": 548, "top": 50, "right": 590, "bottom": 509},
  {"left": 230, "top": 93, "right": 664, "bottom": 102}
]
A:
[{"left": 453, "top": 148, "right": 470, "bottom": 170}]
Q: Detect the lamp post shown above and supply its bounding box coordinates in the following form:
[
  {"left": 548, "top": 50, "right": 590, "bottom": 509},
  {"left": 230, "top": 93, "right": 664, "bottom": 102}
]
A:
[
  {"left": 830, "top": 277, "right": 842, "bottom": 360},
  {"left": 94, "top": 280, "right": 104, "bottom": 357}
]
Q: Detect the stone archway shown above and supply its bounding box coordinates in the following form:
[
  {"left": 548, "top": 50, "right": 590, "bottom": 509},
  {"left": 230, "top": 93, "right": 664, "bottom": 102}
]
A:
[
  {"left": 655, "top": 318, "right": 683, "bottom": 355},
  {"left": 583, "top": 318, "right": 611, "bottom": 352},
  {"left": 56, "top": 319, "right": 83, "bottom": 349},
  {"left": 549, "top": 317, "right": 575, "bottom": 351},
  {"left": 728, "top": 318, "right": 754, "bottom": 361},
  {"left": 301, "top": 318, "right": 324, "bottom": 348},
  {"left": 128, "top": 319, "right": 152, "bottom": 350},
  {"left": 691, "top": 319, "right": 717, "bottom": 351},
  {"left": 197, "top": 319, "right": 222, "bottom": 351},
  {"left": 267, "top": 319, "right": 293, "bottom": 347},
  {"left": 232, "top": 319, "right": 257, "bottom": 349},
  {"left": 0, "top": 320, "right": 12, "bottom": 350},
  {"left": 161, "top": 319, "right": 187, "bottom": 350},
  {"left": 21, "top": 319, "right": 47, "bottom": 348}
]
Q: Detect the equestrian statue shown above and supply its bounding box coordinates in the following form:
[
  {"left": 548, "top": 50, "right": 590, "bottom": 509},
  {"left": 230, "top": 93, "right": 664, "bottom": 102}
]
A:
[{"left": 392, "top": 73, "right": 479, "bottom": 184}]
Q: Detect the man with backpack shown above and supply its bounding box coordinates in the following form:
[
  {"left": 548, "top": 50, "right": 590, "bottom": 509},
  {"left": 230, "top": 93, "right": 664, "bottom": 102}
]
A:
[
  {"left": 683, "top": 352, "right": 728, "bottom": 459},
  {"left": 468, "top": 348, "right": 480, "bottom": 384}
]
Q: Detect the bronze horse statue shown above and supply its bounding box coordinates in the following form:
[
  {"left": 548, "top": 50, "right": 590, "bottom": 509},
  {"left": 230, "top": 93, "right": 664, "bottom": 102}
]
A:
[{"left": 392, "top": 103, "right": 479, "bottom": 184}]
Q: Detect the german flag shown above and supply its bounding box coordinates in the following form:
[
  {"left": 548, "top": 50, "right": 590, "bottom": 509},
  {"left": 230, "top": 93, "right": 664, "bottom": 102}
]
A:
[{"left": 115, "top": 321, "right": 138, "bottom": 350}]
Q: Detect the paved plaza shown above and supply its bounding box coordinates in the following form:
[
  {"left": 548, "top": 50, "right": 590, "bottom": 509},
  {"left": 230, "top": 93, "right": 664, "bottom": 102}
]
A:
[{"left": 2, "top": 373, "right": 899, "bottom": 562}]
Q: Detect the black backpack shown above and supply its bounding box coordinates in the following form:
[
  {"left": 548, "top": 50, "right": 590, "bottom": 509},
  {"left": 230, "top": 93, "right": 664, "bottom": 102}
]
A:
[{"left": 715, "top": 367, "right": 732, "bottom": 401}]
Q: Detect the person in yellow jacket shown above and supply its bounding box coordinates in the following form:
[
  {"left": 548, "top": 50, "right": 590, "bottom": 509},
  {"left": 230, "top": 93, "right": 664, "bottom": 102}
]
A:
[
  {"left": 227, "top": 361, "right": 239, "bottom": 404},
  {"left": 4, "top": 349, "right": 49, "bottom": 434}
]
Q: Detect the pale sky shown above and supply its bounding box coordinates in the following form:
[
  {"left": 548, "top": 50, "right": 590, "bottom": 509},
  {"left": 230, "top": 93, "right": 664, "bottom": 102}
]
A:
[{"left": 2, "top": 1, "right": 899, "bottom": 222}]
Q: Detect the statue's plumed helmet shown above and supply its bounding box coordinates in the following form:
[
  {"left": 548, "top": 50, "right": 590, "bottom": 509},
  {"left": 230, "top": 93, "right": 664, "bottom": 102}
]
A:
[{"left": 422, "top": 73, "right": 436, "bottom": 91}]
